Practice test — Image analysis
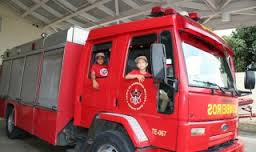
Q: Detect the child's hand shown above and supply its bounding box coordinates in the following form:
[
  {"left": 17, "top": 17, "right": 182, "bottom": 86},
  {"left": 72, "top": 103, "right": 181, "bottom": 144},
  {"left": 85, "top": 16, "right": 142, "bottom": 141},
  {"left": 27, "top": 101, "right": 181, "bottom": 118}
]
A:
[
  {"left": 136, "top": 74, "right": 145, "bottom": 82},
  {"left": 93, "top": 80, "right": 99, "bottom": 89}
]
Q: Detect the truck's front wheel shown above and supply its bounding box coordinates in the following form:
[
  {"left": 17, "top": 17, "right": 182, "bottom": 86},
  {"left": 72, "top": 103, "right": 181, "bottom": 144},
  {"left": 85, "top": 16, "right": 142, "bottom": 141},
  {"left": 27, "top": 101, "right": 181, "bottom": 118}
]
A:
[{"left": 90, "top": 131, "right": 134, "bottom": 152}]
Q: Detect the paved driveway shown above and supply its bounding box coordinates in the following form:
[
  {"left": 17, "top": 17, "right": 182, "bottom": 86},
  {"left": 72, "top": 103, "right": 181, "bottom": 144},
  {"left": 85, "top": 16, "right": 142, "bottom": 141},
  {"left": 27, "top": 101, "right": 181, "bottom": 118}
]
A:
[
  {"left": 0, "top": 119, "right": 67, "bottom": 152},
  {"left": 239, "top": 131, "right": 256, "bottom": 152},
  {"left": 0, "top": 119, "right": 255, "bottom": 152}
]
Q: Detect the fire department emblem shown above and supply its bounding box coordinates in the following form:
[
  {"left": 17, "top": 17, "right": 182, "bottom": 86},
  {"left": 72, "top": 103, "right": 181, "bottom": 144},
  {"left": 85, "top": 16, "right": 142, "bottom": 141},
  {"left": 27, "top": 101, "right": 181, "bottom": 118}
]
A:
[
  {"left": 100, "top": 68, "right": 108, "bottom": 76},
  {"left": 125, "top": 82, "right": 147, "bottom": 110}
]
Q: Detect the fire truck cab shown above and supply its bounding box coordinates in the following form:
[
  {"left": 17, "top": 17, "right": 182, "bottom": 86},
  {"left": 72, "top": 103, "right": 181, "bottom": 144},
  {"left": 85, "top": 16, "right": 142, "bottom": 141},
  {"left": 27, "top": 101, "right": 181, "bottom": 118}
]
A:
[{"left": 0, "top": 7, "right": 255, "bottom": 152}]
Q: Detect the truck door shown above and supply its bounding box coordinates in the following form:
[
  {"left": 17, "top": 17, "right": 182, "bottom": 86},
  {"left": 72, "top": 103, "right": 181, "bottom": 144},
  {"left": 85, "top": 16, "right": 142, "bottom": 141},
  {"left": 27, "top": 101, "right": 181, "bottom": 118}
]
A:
[
  {"left": 80, "top": 41, "right": 113, "bottom": 125},
  {"left": 118, "top": 33, "right": 158, "bottom": 113},
  {"left": 117, "top": 30, "right": 178, "bottom": 150}
]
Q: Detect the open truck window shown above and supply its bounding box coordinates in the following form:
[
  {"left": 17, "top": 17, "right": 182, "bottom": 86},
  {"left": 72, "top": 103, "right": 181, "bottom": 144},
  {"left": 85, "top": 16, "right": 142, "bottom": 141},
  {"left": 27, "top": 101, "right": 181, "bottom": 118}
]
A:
[
  {"left": 125, "top": 33, "right": 157, "bottom": 75},
  {"left": 89, "top": 42, "right": 112, "bottom": 78}
]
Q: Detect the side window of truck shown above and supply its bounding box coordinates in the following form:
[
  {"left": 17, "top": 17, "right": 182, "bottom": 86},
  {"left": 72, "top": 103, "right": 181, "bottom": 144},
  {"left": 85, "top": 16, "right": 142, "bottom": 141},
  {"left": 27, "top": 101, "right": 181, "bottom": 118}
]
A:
[
  {"left": 160, "top": 31, "right": 175, "bottom": 78},
  {"left": 89, "top": 42, "right": 112, "bottom": 78},
  {"left": 158, "top": 30, "right": 175, "bottom": 114},
  {"left": 125, "top": 33, "right": 157, "bottom": 75}
]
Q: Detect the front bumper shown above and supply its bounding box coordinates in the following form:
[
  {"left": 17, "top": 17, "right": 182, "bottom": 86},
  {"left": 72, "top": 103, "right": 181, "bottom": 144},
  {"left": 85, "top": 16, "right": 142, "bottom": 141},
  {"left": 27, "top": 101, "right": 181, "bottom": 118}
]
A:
[
  {"left": 135, "top": 148, "right": 169, "bottom": 152},
  {"left": 214, "top": 139, "right": 244, "bottom": 152},
  {"left": 136, "top": 139, "right": 244, "bottom": 152}
]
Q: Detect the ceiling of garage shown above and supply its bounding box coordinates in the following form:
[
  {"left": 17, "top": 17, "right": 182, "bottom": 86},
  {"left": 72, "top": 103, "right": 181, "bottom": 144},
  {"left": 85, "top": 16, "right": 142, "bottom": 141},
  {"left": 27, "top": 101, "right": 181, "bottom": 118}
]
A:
[{"left": 1, "top": 0, "right": 256, "bottom": 33}]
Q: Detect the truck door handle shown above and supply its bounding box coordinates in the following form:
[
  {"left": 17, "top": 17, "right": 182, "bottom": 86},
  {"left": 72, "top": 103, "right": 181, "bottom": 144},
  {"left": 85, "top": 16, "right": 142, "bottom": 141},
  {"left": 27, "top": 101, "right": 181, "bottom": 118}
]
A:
[
  {"left": 79, "top": 96, "right": 83, "bottom": 102},
  {"left": 115, "top": 99, "right": 119, "bottom": 107}
]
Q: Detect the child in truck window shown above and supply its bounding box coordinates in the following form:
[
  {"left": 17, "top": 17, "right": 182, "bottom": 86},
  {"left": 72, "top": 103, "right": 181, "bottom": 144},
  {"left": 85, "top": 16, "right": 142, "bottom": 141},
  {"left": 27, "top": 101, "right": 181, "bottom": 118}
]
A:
[
  {"left": 91, "top": 52, "right": 108, "bottom": 89},
  {"left": 125, "top": 56, "right": 151, "bottom": 82}
]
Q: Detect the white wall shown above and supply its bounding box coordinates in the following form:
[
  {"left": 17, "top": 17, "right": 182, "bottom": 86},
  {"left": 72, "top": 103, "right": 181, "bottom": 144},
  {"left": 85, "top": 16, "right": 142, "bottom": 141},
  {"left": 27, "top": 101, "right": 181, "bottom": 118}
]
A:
[{"left": 0, "top": 5, "right": 42, "bottom": 63}]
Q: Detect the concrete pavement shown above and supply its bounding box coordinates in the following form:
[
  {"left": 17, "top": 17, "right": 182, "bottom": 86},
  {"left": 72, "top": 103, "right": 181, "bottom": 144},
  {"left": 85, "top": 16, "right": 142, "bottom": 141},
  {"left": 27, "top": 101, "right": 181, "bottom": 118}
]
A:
[
  {"left": 239, "top": 131, "right": 256, "bottom": 152},
  {"left": 0, "top": 119, "right": 255, "bottom": 152},
  {"left": 0, "top": 119, "right": 67, "bottom": 152}
]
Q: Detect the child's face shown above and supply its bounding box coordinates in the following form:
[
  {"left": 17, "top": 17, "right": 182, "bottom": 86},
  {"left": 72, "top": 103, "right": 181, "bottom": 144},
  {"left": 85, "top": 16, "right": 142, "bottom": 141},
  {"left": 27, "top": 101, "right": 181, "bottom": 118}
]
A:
[
  {"left": 136, "top": 59, "right": 148, "bottom": 71},
  {"left": 96, "top": 56, "right": 104, "bottom": 65}
]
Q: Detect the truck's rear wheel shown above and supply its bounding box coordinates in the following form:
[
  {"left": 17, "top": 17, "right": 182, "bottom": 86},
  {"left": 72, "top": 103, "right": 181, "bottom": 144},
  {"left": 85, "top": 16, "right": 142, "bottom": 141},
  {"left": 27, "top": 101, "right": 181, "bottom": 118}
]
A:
[
  {"left": 89, "top": 131, "right": 134, "bottom": 152},
  {"left": 5, "top": 108, "right": 25, "bottom": 139}
]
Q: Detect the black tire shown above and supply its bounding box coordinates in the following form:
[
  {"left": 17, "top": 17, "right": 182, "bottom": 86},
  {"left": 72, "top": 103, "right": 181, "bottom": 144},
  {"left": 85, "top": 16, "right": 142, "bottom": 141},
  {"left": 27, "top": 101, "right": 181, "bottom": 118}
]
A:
[
  {"left": 5, "top": 107, "right": 26, "bottom": 139},
  {"left": 74, "top": 139, "right": 87, "bottom": 152},
  {"left": 82, "top": 130, "right": 135, "bottom": 152}
]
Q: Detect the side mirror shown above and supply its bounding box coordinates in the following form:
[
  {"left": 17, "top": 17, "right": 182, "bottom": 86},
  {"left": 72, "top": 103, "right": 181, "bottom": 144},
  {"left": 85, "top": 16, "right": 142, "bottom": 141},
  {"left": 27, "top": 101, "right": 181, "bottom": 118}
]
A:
[
  {"left": 244, "top": 70, "right": 255, "bottom": 90},
  {"left": 150, "top": 43, "right": 166, "bottom": 81}
]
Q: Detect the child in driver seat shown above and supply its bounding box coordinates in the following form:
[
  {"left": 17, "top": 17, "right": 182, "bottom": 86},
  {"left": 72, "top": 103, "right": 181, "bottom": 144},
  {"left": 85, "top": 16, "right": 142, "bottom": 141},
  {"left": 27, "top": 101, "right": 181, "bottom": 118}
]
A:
[{"left": 125, "top": 56, "right": 151, "bottom": 82}]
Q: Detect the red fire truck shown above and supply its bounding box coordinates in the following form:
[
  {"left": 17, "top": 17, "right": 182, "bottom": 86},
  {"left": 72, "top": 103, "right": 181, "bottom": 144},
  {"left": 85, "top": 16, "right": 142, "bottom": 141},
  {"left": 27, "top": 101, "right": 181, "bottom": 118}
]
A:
[{"left": 0, "top": 7, "right": 255, "bottom": 152}]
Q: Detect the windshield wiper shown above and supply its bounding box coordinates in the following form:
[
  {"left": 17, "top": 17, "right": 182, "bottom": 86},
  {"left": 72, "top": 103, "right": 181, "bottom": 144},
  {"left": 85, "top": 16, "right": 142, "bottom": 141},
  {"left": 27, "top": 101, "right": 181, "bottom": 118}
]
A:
[
  {"left": 193, "top": 80, "right": 226, "bottom": 94},
  {"left": 226, "top": 87, "right": 241, "bottom": 96}
]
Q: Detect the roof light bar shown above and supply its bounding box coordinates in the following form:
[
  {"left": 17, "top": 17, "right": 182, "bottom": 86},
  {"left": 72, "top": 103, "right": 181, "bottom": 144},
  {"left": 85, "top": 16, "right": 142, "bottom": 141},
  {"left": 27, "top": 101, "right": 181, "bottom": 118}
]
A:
[
  {"left": 164, "top": 8, "right": 177, "bottom": 15},
  {"left": 150, "top": 6, "right": 200, "bottom": 22},
  {"left": 188, "top": 12, "right": 200, "bottom": 21},
  {"left": 150, "top": 6, "right": 165, "bottom": 17}
]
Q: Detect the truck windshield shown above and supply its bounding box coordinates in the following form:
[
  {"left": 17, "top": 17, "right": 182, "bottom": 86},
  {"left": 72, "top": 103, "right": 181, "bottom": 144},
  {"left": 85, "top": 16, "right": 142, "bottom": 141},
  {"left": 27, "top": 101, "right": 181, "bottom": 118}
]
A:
[{"left": 182, "top": 42, "right": 233, "bottom": 89}]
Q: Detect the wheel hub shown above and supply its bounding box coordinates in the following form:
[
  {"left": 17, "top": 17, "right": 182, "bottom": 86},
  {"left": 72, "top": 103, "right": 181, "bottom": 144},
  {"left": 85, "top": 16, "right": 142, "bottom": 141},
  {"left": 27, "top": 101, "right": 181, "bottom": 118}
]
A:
[
  {"left": 7, "top": 111, "right": 14, "bottom": 133},
  {"left": 97, "top": 144, "right": 118, "bottom": 152}
]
